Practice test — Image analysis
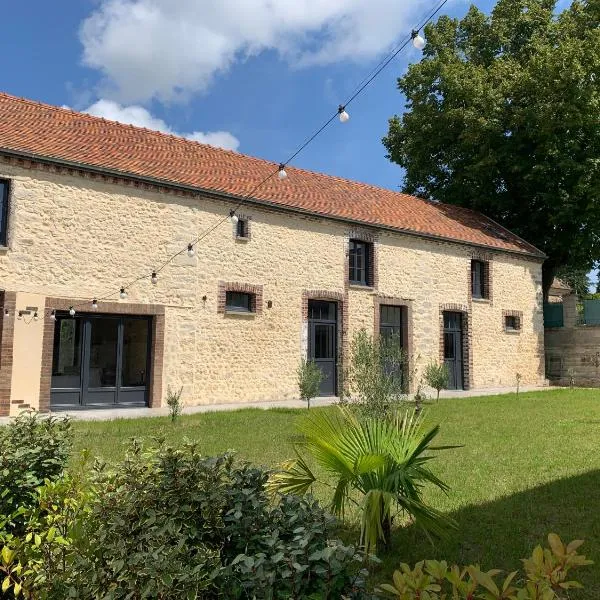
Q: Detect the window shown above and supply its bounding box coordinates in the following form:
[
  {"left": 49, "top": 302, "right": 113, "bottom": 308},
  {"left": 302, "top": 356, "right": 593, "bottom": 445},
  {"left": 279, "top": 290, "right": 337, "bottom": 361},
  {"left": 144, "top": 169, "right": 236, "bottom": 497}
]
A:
[
  {"left": 349, "top": 239, "right": 372, "bottom": 286},
  {"left": 471, "top": 260, "right": 488, "bottom": 299},
  {"left": 225, "top": 291, "right": 254, "bottom": 313},
  {"left": 236, "top": 218, "right": 248, "bottom": 239},
  {"left": 505, "top": 315, "right": 521, "bottom": 331},
  {"left": 0, "top": 180, "right": 9, "bottom": 246}
]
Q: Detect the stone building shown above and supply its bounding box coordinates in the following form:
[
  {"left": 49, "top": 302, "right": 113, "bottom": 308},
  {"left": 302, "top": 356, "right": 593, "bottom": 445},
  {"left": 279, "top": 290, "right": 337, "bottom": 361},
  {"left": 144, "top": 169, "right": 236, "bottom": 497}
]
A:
[{"left": 0, "top": 93, "right": 546, "bottom": 414}]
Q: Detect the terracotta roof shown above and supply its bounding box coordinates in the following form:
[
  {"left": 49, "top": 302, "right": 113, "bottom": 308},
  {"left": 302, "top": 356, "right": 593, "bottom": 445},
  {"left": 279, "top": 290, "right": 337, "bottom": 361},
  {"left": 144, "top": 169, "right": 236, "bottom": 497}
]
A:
[{"left": 0, "top": 92, "right": 543, "bottom": 258}]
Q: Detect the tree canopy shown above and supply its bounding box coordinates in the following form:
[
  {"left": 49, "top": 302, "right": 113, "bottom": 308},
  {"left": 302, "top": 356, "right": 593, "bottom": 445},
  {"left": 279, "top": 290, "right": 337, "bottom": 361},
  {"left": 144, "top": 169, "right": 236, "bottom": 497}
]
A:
[{"left": 383, "top": 0, "right": 600, "bottom": 297}]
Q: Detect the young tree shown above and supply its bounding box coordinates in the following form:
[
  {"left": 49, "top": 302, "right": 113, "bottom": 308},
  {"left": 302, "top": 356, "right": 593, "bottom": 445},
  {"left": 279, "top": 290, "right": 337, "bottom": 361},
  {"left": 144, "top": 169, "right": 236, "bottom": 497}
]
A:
[
  {"left": 297, "top": 359, "right": 323, "bottom": 409},
  {"left": 383, "top": 0, "right": 600, "bottom": 299},
  {"left": 423, "top": 362, "right": 450, "bottom": 403}
]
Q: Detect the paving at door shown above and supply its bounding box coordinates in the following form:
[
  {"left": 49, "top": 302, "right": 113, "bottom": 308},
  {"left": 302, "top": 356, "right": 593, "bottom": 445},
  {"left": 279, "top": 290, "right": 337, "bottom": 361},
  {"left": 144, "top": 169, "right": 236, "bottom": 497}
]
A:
[{"left": 0, "top": 385, "right": 554, "bottom": 423}]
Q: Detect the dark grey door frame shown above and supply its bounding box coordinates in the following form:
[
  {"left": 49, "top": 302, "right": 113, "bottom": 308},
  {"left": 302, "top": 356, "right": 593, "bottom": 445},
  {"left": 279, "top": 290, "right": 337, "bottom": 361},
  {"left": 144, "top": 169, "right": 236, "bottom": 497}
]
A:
[
  {"left": 443, "top": 311, "right": 464, "bottom": 390},
  {"left": 308, "top": 300, "right": 338, "bottom": 396},
  {"left": 51, "top": 314, "right": 151, "bottom": 409}
]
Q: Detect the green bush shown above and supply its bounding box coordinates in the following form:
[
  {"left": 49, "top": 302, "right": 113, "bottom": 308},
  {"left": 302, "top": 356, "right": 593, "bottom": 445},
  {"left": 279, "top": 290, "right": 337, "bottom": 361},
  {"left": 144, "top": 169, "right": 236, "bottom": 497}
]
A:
[
  {"left": 423, "top": 362, "right": 449, "bottom": 403},
  {"left": 377, "top": 534, "right": 593, "bottom": 599},
  {"left": 0, "top": 412, "right": 72, "bottom": 533}
]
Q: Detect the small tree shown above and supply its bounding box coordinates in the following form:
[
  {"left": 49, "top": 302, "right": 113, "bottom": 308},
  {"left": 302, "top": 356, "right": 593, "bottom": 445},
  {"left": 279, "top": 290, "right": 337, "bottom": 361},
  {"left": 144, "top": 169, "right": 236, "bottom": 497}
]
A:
[
  {"left": 515, "top": 372, "right": 523, "bottom": 397},
  {"left": 297, "top": 359, "right": 322, "bottom": 409},
  {"left": 166, "top": 385, "right": 183, "bottom": 422},
  {"left": 423, "top": 361, "right": 449, "bottom": 403}
]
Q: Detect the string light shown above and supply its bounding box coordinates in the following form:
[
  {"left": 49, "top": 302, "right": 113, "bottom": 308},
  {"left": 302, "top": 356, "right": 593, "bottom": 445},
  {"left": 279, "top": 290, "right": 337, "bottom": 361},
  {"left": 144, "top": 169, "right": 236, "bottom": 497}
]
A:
[
  {"left": 33, "top": 311, "right": 38, "bottom": 321},
  {"left": 229, "top": 210, "right": 239, "bottom": 225},
  {"left": 411, "top": 29, "right": 425, "bottom": 49},
  {"left": 338, "top": 105, "right": 350, "bottom": 123},
  {"left": 50, "top": 310, "right": 56, "bottom": 321},
  {"left": 278, "top": 164, "right": 287, "bottom": 180},
  {"left": 92, "top": 298, "right": 98, "bottom": 310},
  {"left": 151, "top": 271, "right": 158, "bottom": 285},
  {"left": 187, "top": 243, "right": 195, "bottom": 258},
  {"left": 17, "top": 311, "right": 22, "bottom": 320},
  {"left": 119, "top": 288, "right": 127, "bottom": 300},
  {"left": 69, "top": 307, "right": 76, "bottom": 317}
]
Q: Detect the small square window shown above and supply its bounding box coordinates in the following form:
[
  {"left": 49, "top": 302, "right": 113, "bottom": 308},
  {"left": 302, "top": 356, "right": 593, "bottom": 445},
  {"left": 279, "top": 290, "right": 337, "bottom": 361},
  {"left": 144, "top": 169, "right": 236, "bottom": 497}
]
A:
[
  {"left": 505, "top": 315, "right": 520, "bottom": 331},
  {"left": 349, "top": 239, "right": 373, "bottom": 286},
  {"left": 236, "top": 218, "right": 248, "bottom": 239},
  {"left": 471, "top": 259, "right": 488, "bottom": 299},
  {"left": 226, "top": 291, "right": 254, "bottom": 312}
]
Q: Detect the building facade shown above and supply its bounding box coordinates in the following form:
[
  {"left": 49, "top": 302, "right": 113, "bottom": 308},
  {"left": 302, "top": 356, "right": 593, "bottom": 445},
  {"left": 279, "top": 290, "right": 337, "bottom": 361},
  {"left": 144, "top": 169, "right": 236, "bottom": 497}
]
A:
[{"left": 0, "top": 94, "right": 546, "bottom": 414}]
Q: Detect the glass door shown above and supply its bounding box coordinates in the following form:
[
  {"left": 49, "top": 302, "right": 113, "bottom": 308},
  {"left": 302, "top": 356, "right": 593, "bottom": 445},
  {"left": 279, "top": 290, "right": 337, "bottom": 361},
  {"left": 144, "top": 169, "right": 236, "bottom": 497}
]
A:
[
  {"left": 308, "top": 300, "right": 338, "bottom": 396},
  {"left": 83, "top": 317, "right": 119, "bottom": 406}
]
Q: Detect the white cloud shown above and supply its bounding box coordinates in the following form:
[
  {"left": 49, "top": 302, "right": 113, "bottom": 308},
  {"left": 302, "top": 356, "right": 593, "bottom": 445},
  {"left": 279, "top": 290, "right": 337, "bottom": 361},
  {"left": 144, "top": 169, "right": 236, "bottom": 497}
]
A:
[
  {"left": 80, "top": 0, "right": 431, "bottom": 103},
  {"left": 84, "top": 99, "right": 240, "bottom": 151}
]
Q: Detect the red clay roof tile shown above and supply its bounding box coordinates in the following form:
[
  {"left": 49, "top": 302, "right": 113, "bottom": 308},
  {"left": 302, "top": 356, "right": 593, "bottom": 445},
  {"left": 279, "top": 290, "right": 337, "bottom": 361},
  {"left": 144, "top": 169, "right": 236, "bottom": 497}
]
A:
[{"left": 0, "top": 92, "right": 543, "bottom": 258}]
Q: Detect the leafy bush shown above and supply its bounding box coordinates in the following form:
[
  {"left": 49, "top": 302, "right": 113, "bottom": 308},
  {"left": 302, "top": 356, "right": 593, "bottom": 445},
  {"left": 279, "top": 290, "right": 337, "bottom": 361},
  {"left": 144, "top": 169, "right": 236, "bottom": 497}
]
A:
[
  {"left": 270, "top": 406, "right": 455, "bottom": 553},
  {"left": 166, "top": 385, "right": 183, "bottom": 422},
  {"left": 297, "top": 358, "right": 323, "bottom": 409},
  {"left": 377, "top": 533, "right": 593, "bottom": 599},
  {"left": 423, "top": 362, "right": 449, "bottom": 403},
  {"left": 68, "top": 442, "right": 367, "bottom": 599},
  {"left": 0, "top": 412, "right": 71, "bottom": 533},
  {"left": 344, "top": 329, "right": 408, "bottom": 418}
]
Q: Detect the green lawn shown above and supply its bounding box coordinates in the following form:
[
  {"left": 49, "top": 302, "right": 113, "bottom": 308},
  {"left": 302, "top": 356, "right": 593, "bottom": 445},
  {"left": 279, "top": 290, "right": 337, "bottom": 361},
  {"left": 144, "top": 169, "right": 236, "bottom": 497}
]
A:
[{"left": 71, "top": 389, "right": 600, "bottom": 594}]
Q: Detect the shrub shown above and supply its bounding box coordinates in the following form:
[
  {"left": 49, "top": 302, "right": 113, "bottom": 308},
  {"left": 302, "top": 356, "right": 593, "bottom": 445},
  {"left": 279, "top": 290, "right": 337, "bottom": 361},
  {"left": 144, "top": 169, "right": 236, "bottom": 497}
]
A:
[
  {"left": 423, "top": 362, "right": 449, "bottom": 403},
  {"left": 166, "top": 385, "right": 183, "bottom": 422},
  {"left": 270, "top": 406, "right": 455, "bottom": 553},
  {"left": 377, "top": 533, "right": 593, "bottom": 599},
  {"left": 344, "top": 329, "right": 408, "bottom": 418},
  {"left": 297, "top": 358, "right": 323, "bottom": 409},
  {"left": 0, "top": 412, "right": 72, "bottom": 533}
]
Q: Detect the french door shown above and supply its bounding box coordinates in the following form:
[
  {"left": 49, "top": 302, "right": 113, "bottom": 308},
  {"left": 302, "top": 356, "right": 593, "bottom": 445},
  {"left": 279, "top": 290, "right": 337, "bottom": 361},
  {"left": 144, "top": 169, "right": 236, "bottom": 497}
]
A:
[
  {"left": 443, "top": 311, "right": 464, "bottom": 390},
  {"left": 308, "top": 300, "right": 338, "bottom": 396},
  {"left": 51, "top": 314, "right": 151, "bottom": 409}
]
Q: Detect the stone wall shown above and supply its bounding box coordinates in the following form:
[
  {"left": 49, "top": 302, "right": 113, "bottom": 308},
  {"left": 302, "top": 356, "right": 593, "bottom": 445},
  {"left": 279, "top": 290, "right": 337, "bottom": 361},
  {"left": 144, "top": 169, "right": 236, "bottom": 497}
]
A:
[
  {"left": 0, "top": 160, "right": 545, "bottom": 411},
  {"left": 545, "top": 294, "right": 600, "bottom": 386}
]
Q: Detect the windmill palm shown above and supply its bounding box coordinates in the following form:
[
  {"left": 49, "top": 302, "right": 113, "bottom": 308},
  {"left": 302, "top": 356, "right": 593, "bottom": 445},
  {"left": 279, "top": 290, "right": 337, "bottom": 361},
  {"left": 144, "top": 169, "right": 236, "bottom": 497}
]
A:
[{"left": 269, "top": 407, "right": 456, "bottom": 553}]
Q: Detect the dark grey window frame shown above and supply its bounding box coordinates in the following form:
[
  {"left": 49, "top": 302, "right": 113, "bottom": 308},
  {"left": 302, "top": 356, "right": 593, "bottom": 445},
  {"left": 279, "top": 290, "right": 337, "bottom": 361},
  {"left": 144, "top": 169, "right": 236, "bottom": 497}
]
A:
[
  {"left": 225, "top": 290, "right": 254, "bottom": 313},
  {"left": 236, "top": 218, "right": 248, "bottom": 239},
  {"left": 349, "top": 239, "right": 372, "bottom": 286},
  {"left": 0, "top": 179, "right": 10, "bottom": 247},
  {"left": 505, "top": 315, "right": 520, "bottom": 331},
  {"left": 471, "top": 259, "right": 487, "bottom": 299}
]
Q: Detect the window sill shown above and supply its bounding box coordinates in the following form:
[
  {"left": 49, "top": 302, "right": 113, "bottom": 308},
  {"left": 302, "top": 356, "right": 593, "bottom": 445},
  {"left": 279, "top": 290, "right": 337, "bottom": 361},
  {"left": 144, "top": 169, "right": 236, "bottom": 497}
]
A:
[
  {"left": 471, "top": 297, "right": 491, "bottom": 304},
  {"left": 0, "top": 246, "right": 9, "bottom": 254},
  {"left": 234, "top": 236, "right": 250, "bottom": 243},
  {"left": 504, "top": 328, "right": 521, "bottom": 334},
  {"left": 224, "top": 310, "right": 256, "bottom": 318},
  {"left": 348, "top": 284, "right": 375, "bottom": 292}
]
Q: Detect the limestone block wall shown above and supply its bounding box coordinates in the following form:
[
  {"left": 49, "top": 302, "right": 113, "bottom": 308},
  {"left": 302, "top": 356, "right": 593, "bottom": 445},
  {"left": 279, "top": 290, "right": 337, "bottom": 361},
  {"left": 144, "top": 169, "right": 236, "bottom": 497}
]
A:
[{"left": 0, "top": 159, "right": 545, "bottom": 410}]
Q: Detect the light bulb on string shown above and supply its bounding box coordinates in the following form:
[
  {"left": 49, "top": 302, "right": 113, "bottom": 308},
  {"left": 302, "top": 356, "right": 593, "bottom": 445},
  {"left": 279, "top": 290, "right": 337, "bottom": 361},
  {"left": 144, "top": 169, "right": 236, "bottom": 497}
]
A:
[
  {"left": 411, "top": 29, "right": 425, "bottom": 50},
  {"left": 69, "top": 307, "right": 76, "bottom": 317},
  {"left": 187, "top": 243, "right": 195, "bottom": 258},
  {"left": 33, "top": 311, "right": 38, "bottom": 322},
  {"left": 278, "top": 164, "right": 287, "bottom": 180},
  {"left": 17, "top": 311, "right": 22, "bottom": 320},
  {"left": 120, "top": 288, "right": 127, "bottom": 300},
  {"left": 50, "top": 310, "right": 56, "bottom": 321},
  {"left": 338, "top": 105, "right": 350, "bottom": 123},
  {"left": 229, "top": 210, "right": 239, "bottom": 225},
  {"left": 4, "top": 309, "right": 9, "bottom": 317},
  {"left": 92, "top": 298, "right": 98, "bottom": 310},
  {"left": 151, "top": 271, "right": 158, "bottom": 285}
]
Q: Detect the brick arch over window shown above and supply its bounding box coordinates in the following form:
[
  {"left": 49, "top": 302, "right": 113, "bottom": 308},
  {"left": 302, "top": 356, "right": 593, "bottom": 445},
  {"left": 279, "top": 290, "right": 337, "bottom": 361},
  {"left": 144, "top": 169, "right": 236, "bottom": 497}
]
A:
[
  {"left": 302, "top": 290, "right": 347, "bottom": 396},
  {"left": 439, "top": 303, "right": 473, "bottom": 390}
]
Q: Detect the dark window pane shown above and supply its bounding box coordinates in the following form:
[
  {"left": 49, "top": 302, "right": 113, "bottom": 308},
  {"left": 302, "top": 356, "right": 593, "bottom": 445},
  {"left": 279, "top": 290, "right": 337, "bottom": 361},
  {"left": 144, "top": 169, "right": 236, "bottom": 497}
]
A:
[
  {"left": 444, "top": 332, "right": 455, "bottom": 359},
  {"left": 349, "top": 239, "right": 370, "bottom": 285},
  {"left": 226, "top": 291, "right": 253, "bottom": 312},
  {"left": 0, "top": 181, "right": 8, "bottom": 246},
  {"left": 51, "top": 318, "right": 82, "bottom": 389},
  {"left": 308, "top": 301, "right": 335, "bottom": 321},
  {"left": 314, "top": 324, "right": 334, "bottom": 359},
  {"left": 121, "top": 319, "right": 149, "bottom": 387},
  {"left": 444, "top": 312, "right": 461, "bottom": 330},
  {"left": 236, "top": 219, "right": 247, "bottom": 238},
  {"left": 505, "top": 315, "right": 519, "bottom": 330},
  {"left": 88, "top": 318, "right": 118, "bottom": 387},
  {"left": 471, "top": 260, "right": 487, "bottom": 299}
]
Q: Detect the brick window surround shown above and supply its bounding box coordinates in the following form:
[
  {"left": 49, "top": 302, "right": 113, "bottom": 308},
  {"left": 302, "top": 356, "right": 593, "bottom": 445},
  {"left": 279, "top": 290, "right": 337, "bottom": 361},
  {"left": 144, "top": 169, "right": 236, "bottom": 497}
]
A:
[
  {"left": 346, "top": 230, "right": 378, "bottom": 289},
  {"left": 39, "top": 298, "right": 165, "bottom": 413},
  {"left": 302, "top": 290, "right": 347, "bottom": 397},
  {"left": 468, "top": 253, "right": 493, "bottom": 304},
  {"left": 374, "top": 295, "right": 414, "bottom": 393},
  {"left": 439, "top": 303, "right": 473, "bottom": 390},
  {"left": 218, "top": 281, "right": 263, "bottom": 315},
  {"left": 0, "top": 291, "right": 16, "bottom": 416},
  {"left": 503, "top": 309, "right": 523, "bottom": 333}
]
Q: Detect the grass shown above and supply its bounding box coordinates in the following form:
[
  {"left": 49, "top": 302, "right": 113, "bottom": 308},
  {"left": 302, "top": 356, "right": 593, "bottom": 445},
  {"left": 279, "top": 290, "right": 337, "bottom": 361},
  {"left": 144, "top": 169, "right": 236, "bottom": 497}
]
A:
[{"left": 71, "top": 389, "right": 600, "bottom": 594}]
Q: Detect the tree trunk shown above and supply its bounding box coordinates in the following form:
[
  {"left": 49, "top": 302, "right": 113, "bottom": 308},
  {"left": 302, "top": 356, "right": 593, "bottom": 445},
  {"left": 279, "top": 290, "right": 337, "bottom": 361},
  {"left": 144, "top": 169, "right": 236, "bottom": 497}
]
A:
[{"left": 542, "top": 261, "right": 558, "bottom": 303}]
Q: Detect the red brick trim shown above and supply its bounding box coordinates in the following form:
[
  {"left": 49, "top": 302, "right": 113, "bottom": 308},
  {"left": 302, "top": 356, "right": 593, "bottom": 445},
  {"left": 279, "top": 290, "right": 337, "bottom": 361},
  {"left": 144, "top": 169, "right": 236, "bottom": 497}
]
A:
[
  {"left": 218, "top": 281, "right": 263, "bottom": 315},
  {"left": 0, "top": 291, "right": 16, "bottom": 416},
  {"left": 302, "top": 290, "right": 347, "bottom": 396},
  {"left": 39, "top": 297, "right": 166, "bottom": 412},
  {"left": 374, "top": 295, "right": 414, "bottom": 392},
  {"left": 502, "top": 309, "right": 523, "bottom": 333},
  {"left": 439, "top": 303, "right": 473, "bottom": 390}
]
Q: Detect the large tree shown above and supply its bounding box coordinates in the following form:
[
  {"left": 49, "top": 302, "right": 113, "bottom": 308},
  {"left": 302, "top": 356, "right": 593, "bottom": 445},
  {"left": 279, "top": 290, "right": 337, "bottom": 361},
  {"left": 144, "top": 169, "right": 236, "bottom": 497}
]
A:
[{"left": 383, "top": 0, "right": 600, "bottom": 298}]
